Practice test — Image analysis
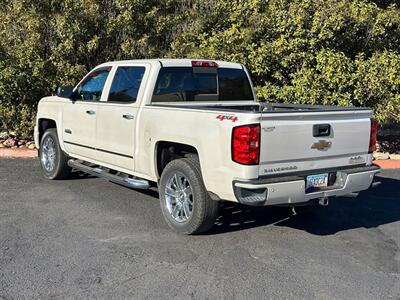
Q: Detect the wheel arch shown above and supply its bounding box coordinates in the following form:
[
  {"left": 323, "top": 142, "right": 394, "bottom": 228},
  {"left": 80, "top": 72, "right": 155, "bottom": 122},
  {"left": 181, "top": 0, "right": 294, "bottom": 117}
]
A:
[
  {"left": 154, "top": 140, "right": 200, "bottom": 179},
  {"left": 38, "top": 118, "right": 57, "bottom": 145},
  {"left": 37, "top": 118, "right": 68, "bottom": 153}
]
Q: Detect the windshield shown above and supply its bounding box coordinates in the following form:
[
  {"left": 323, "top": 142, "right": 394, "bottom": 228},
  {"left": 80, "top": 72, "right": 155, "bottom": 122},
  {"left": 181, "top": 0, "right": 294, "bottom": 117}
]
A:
[{"left": 151, "top": 67, "right": 254, "bottom": 102}]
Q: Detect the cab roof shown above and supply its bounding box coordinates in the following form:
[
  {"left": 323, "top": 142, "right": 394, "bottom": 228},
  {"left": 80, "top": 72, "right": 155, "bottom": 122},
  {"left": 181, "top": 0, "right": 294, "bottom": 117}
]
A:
[{"left": 98, "top": 59, "right": 243, "bottom": 69}]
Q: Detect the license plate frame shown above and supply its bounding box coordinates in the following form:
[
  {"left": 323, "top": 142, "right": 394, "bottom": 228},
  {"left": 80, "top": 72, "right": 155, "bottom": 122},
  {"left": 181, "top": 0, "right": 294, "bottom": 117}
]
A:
[{"left": 306, "top": 173, "right": 329, "bottom": 190}]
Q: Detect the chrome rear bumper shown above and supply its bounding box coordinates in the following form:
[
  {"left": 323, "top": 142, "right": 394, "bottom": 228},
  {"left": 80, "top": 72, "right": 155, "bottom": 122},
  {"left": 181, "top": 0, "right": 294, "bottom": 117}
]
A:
[{"left": 233, "top": 165, "right": 380, "bottom": 206}]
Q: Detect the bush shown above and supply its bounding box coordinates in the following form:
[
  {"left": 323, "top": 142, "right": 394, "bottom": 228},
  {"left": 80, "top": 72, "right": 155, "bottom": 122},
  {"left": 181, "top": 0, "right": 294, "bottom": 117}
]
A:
[
  {"left": 170, "top": 0, "right": 400, "bottom": 124},
  {"left": 0, "top": 0, "right": 399, "bottom": 138},
  {"left": 0, "top": 104, "right": 34, "bottom": 139}
]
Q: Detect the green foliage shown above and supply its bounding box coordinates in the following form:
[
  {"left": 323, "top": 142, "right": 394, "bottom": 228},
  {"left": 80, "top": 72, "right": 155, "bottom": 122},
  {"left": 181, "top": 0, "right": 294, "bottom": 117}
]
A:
[
  {"left": 0, "top": 104, "right": 34, "bottom": 139},
  {"left": 170, "top": 0, "right": 400, "bottom": 124},
  {"left": 0, "top": 0, "right": 399, "bottom": 138}
]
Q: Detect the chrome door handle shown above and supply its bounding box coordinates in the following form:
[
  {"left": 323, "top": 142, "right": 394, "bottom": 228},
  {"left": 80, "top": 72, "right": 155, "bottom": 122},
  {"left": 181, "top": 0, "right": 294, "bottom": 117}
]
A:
[
  {"left": 122, "top": 114, "right": 134, "bottom": 120},
  {"left": 86, "top": 110, "right": 96, "bottom": 115}
]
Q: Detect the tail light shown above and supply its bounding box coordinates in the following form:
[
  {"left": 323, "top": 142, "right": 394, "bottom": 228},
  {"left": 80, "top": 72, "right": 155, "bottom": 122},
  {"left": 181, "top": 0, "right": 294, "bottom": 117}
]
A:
[
  {"left": 232, "top": 124, "right": 260, "bottom": 165},
  {"left": 369, "top": 118, "right": 378, "bottom": 153}
]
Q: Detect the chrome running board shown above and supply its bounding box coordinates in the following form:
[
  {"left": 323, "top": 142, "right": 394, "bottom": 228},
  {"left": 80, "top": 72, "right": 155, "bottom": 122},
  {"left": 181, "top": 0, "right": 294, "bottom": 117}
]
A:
[{"left": 68, "top": 159, "right": 150, "bottom": 190}]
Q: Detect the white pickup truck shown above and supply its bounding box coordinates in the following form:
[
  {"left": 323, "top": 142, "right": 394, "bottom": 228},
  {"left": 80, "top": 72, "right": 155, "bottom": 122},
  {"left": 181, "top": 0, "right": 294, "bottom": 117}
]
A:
[{"left": 35, "top": 59, "right": 380, "bottom": 234}]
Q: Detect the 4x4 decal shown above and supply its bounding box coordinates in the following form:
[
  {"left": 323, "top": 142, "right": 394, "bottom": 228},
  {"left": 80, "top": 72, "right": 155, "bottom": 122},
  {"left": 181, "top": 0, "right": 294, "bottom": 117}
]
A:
[{"left": 216, "top": 115, "right": 238, "bottom": 122}]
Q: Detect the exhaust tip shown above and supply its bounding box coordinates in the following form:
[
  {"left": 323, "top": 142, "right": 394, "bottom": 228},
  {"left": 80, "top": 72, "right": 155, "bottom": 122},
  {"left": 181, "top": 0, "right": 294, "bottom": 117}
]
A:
[
  {"left": 371, "top": 181, "right": 381, "bottom": 188},
  {"left": 318, "top": 197, "right": 329, "bottom": 206}
]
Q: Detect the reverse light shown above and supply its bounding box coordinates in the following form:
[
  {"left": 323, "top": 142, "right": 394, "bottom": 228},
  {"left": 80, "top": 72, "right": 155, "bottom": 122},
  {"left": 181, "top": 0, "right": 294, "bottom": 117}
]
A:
[
  {"left": 369, "top": 118, "right": 378, "bottom": 153},
  {"left": 191, "top": 60, "right": 218, "bottom": 68},
  {"left": 232, "top": 124, "right": 260, "bottom": 165}
]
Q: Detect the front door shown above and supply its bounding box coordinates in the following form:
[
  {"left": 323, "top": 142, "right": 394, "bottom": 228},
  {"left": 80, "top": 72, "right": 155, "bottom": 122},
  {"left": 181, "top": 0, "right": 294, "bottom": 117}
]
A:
[
  {"left": 95, "top": 65, "right": 147, "bottom": 170},
  {"left": 62, "top": 67, "right": 111, "bottom": 160}
]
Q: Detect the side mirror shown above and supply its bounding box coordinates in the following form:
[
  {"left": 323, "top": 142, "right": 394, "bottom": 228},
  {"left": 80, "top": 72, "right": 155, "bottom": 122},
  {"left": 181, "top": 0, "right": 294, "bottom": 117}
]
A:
[{"left": 56, "top": 86, "right": 75, "bottom": 99}]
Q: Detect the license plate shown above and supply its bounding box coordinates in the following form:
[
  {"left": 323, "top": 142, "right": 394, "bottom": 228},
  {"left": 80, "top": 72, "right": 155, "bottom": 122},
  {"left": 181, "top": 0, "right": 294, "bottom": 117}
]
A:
[{"left": 306, "top": 173, "right": 328, "bottom": 190}]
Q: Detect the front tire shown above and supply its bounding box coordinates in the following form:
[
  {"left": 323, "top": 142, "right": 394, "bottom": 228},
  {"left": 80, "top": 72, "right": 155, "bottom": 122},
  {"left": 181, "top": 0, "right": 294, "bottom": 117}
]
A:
[
  {"left": 159, "top": 157, "right": 219, "bottom": 235},
  {"left": 39, "top": 128, "right": 71, "bottom": 180}
]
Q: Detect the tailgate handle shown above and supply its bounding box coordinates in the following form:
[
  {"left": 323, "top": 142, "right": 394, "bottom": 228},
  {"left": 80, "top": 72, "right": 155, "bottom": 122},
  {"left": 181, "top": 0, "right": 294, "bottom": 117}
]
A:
[{"left": 313, "top": 124, "right": 331, "bottom": 137}]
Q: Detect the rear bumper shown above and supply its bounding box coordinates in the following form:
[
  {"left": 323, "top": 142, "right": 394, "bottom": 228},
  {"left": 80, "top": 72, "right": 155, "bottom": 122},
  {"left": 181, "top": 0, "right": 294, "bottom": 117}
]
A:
[{"left": 233, "top": 165, "right": 380, "bottom": 206}]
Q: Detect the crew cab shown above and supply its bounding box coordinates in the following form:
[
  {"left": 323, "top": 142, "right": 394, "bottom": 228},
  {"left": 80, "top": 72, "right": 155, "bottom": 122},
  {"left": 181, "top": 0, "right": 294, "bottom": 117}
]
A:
[{"left": 34, "top": 59, "right": 380, "bottom": 234}]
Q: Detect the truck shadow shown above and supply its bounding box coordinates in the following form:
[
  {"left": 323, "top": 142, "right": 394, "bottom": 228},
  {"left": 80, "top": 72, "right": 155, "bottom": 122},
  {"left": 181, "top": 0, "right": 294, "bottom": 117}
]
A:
[
  {"left": 68, "top": 171, "right": 96, "bottom": 180},
  {"left": 207, "top": 174, "right": 400, "bottom": 235}
]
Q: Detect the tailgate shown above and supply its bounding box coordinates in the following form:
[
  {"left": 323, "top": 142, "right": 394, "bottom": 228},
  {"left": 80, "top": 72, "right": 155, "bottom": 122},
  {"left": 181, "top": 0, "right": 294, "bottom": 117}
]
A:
[{"left": 259, "top": 110, "right": 373, "bottom": 176}]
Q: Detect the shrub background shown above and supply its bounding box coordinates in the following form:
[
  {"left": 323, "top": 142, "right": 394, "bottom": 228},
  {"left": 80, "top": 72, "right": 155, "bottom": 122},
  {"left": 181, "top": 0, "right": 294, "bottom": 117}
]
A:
[{"left": 0, "top": 0, "right": 399, "bottom": 138}]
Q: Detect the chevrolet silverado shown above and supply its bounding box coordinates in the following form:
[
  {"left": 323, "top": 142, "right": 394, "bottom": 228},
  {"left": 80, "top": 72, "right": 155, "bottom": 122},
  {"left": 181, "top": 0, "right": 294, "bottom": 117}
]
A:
[{"left": 34, "top": 59, "right": 380, "bottom": 234}]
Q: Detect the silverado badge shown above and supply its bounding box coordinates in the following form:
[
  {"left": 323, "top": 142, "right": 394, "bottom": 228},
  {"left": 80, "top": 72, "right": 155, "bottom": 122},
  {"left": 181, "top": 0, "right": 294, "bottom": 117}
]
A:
[{"left": 311, "top": 140, "right": 332, "bottom": 150}]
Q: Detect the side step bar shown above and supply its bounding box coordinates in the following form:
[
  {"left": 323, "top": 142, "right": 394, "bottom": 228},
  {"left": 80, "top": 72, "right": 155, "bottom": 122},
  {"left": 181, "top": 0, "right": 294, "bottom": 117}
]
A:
[{"left": 68, "top": 159, "right": 150, "bottom": 190}]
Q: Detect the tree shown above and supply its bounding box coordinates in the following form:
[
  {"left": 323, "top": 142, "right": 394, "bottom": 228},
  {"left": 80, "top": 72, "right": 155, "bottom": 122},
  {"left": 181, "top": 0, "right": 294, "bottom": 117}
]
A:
[{"left": 0, "top": 0, "right": 399, "bottom": 138}]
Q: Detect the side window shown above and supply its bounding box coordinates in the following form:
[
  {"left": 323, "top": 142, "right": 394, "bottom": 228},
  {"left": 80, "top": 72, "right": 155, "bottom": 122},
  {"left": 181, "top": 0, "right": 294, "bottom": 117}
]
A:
[
  {"left": 108, "top": 66, "right": 145, "bottom": 103},
  {"left": 76, "top": 67, "right": 111, "bottom": 101}
]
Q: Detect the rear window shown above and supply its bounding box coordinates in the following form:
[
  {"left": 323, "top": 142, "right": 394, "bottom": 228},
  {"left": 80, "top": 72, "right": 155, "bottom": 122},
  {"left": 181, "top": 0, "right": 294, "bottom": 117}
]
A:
[{"left": 151, "top": 67, "right": 254, "bottom": 102}]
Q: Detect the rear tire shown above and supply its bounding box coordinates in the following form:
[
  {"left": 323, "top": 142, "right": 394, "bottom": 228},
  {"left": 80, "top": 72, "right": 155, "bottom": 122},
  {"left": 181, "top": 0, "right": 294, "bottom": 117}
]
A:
[
  {"left": 39, "top": 128, "right": 71, "bottom": 180},
  {"left": 159, "top": 157, "right": 219, "bottom": 235}
]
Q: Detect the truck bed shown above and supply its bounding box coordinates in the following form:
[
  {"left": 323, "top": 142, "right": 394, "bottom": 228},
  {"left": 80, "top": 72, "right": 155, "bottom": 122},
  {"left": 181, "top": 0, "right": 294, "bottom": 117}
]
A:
[{"left": 148, "top": 101, "right": 373, "bottom": 178}]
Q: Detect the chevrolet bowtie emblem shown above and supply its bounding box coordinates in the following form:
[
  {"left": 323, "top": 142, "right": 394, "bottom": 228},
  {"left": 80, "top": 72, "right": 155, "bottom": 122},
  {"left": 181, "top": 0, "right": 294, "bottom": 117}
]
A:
[{"left": 311, "top": 140, "right": 332, "bottom": 150}]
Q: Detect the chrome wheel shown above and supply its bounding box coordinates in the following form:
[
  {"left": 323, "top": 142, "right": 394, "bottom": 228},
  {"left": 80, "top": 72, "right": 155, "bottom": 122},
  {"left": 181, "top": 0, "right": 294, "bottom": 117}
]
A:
[
  {"left": 41, "top": 136, "right": 56, "bottom": 172},
  {"left": 165, "top": 172, "right": 194, "bottom": 223}
]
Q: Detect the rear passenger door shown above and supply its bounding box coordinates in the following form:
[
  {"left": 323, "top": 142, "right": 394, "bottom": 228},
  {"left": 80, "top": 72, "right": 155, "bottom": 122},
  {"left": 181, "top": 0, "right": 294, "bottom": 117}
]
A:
[{"left": 95, "top": 64, "right": 148, "bottom": 171}]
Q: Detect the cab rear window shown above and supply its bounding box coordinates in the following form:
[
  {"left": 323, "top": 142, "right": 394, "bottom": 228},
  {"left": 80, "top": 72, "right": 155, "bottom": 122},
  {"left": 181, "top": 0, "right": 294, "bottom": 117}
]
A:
[{"left": 151, "top": 67, "right": 254, "bottom": 102}]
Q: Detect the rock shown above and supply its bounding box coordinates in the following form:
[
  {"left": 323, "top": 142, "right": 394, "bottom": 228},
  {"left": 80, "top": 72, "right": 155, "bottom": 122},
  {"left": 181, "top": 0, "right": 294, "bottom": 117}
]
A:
[
  {"left": 389, "top": 154, "right": 400, "bottom": 160},
  {"left": 18, "top": 145, "right": 25, "bottom": 148},
  {"left": 3, "top": 138, "right": 17, "bottom": 148},
  {"left": 373, "top": 152, "right": 390, "bottom": 160},
  {"left": 0, "top": 143, "right": 5, "bottom": 148},
  {"left": 26, "top": 141, "right": 33, "bottom": 146},
  {"left": 18, "top": 140, "right": 27, "bottom": 146},
  {"left": 28, "top": 144, "right": 36, "bottom": 150}
]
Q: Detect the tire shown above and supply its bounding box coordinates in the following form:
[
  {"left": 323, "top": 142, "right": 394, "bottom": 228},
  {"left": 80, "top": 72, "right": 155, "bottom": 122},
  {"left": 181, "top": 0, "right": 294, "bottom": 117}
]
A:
[
  {"left": 159, "top": 157, "right": 219, "bottom": 235},
  {"left": 39, "top": 128, "right": 71, "bottom": 180}
]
